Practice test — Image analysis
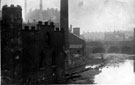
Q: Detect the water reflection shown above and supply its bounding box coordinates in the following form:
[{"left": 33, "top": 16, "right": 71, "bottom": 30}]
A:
[{"left": 94, "top": 60, "right": 135, "bottom": 84}]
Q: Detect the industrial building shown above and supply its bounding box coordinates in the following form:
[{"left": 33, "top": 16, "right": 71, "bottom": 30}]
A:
[{"left": 1, "top": 0, "right": 86, "bottom": 83}]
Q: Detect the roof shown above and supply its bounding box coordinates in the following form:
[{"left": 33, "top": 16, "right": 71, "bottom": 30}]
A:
[
  {"left": 0, "top": 10, "right": 2, "bottom": 20},
  {"left": 69, "top": 33, "right": 85, "bottom": 45}
]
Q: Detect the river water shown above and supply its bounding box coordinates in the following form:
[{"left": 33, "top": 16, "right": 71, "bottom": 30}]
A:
[{"left": 94, "top": 55, "right": 135, "bottom": 84}]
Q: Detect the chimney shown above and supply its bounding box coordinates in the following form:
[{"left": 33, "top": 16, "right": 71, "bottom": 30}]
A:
[
  {"left": 134, "top": 28, "right": 135, "bottom": 72},
  {"left": 60, "top": 0, "right": 69, "bottom": 49},
  {"left": 134, "top": 28, "right": 135, "bottom": 55},
  {"left": 73, "top": 27, "right": 80, "bottom": 36},
  {"left": 69, "top": 25, "right": 72, "bottom": 33},
  {"left": 24, "top": 0, "right": 27, "bottom": 22},
  {"left": 0, "top": 0, "right": 1, "bottom": 10},
  {"left": 40, "top": 0, "right": 43, "bottom": 11},
  {"left": 134, "top": 28, "right": 135, "bottom": 41}
]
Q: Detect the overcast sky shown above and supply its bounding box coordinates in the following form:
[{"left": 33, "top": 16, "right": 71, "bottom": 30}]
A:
[{"left": 1, "top": 0, "right": 135, "bottom": 33}]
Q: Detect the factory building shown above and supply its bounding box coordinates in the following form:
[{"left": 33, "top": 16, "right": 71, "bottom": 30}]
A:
[{"left": 1, "top": 0, "right": 86, "bottom": 83}]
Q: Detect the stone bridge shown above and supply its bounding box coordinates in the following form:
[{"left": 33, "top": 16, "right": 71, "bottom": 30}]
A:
[{"left": 86, "top": 40, "right": 135, "bottom": 54}]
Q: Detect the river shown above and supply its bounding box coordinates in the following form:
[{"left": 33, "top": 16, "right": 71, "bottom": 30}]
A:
[
  {"left": 77, "top": 53, "right": 135, "bottom": 84},
  {"left": 94, "top": 59, "right": 135, "bottom": 84}
]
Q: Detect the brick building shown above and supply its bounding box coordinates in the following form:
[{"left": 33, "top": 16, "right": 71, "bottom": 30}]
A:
[{"left": 66, "top": 33, "right": 86, "bottom": 73}]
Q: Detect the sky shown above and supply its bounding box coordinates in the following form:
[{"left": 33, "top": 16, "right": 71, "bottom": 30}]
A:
[{"left": 1, "top": 0, "right": 135, "bottom": 33}]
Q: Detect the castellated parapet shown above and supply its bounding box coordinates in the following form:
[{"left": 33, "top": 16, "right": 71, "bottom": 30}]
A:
[
  {"left": 22, "top": 21, "right": 64, "bottom": 32},
  {"left": 2, "top": 4, "right": 22, "bottom": 10}
]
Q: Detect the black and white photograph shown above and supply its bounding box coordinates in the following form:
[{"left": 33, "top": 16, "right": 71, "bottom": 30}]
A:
[{"left": 0, "top": 0, "right": 135, "bottom": 84}]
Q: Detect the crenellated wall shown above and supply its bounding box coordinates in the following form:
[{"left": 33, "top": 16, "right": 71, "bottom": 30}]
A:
[{"left": 21, "top": 21, "right": 65, "bottom": 82}]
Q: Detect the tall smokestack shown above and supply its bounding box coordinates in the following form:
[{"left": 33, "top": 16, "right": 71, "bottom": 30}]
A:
[
  {"left": 60, "top": 0, "right": 69, "bottom": 49},
  {"left": 40, "top": 0, "right": 43, "bottom": 11},
  {"left": 133, "top": 28, "right": 135, "bottom": 54},
  {"left": 0, "top": 0, "right": 1, "bottom": 10},
  {"left": 134, "top": 28, "right": 135, "bottom": 41},
  {"left": 134, "top": 28, "right": 135, "bottom": 72},
  {"left": 24, "top": 0, "right": 27, "bottom": 22}
]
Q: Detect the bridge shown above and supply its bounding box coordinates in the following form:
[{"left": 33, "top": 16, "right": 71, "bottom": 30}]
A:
[{"left": 86, "top": 40, "right": 135, "bottom": 55}]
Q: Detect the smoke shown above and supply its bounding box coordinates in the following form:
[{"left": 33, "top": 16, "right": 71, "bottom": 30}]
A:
[
  {"left": 69, "top": 0, "right": 135, "bottom": 32},
  {"left": 1, "top": 0, "right": 135, "bottom": 32},
  {"left": 78, "top": 0, "right": 84, "bottom": 7}
]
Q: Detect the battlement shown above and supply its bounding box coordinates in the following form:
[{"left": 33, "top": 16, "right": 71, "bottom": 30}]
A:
[
  {"left": 22, "top": 21, "right": 64, "bottom": 32},
  {"left": 55, "top": 27, "right": 64, "bottom": 32},
  {"left": 37, "top": 21, "right": 54, "bottom": 27},
  {"left": 22, "top": 25, "right": 39, "bottom": 31},
  {"left": 2, "top": 4, "right": 22, "bottom": 10}
]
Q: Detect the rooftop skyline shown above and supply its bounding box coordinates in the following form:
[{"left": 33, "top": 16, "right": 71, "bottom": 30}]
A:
[{"left": 1, "top": 0, "right": 135, "bottom": 33}]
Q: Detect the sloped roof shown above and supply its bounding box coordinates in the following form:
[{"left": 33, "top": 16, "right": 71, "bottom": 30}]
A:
[
  {"left": 0, "top": 10, "right": 2, "bottom": 20},
  {"left": 69, "top": 33, "right": 85, "bottom": 45}
]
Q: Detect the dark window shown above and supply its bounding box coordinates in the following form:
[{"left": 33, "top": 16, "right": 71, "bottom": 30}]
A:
[
  {"left": 31, "top": 26, "right": 35, "bottom": 30},
  {"left": 24, "top": 26, "right": 29, "bottom": 30}
]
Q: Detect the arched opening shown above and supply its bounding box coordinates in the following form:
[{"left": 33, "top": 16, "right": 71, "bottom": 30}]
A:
[
  {"left": 121, "top": 46, "right": 132, "bottom": 54},
  {"left": 134, "top": 46, "right": 135, "bottom": 54},
  {"left": 92, "top": 47, "right": 105, "bottom": 53},
  {"left": 108, "top": 46, "right": 120, "bottom": 53},
  {"left": 39, "top": 51, "right": 45, "bottom": 68}
]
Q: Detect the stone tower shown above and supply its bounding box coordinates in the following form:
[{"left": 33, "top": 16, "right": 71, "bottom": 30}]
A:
[
  {"left": 1, "top": 5, "right": 22, "bottom": 75},
  {"left": 2, "top": 5, "right": 22, "bottom": 45}
]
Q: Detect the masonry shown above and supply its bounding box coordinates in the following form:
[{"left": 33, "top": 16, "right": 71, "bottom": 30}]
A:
[{"left": 21, "top": 21, "right": 65, "bottom": 83}]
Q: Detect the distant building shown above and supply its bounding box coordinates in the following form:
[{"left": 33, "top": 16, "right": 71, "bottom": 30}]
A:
[
  {"left": 82, "top": 32, "right": 104, "bottom": 42},
  {"left": 104, "top": 31, "right": 125, "bottom": 41},
  {"left": 73, "top": 27, "right": 80, "bottom": 36},
  {"left": 82, "top": 30, "right": 133, "bottom": 42},
  {"left": 26, "top": 8, "right": 60, "bottom": 23}
]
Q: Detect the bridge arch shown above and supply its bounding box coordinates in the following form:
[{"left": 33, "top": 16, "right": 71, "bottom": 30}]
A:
[
  {"left": 92, "top": 47, "right": 105, "bottom": 53},
  {"left": 108, "top": 46, "right": 120, "bottom": 53},
  {"left": 121, "top": 46, "right": 133, "bottom": 54}
]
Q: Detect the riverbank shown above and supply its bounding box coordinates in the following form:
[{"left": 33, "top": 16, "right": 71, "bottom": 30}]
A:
[{"left": 68, "top": 53, "right": 135, "bottom": 84}]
